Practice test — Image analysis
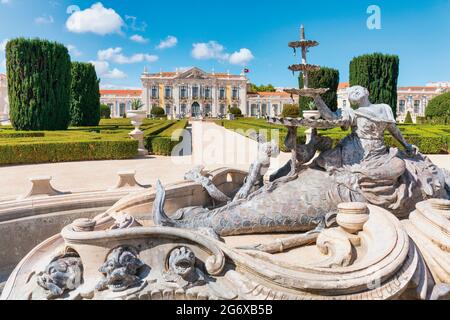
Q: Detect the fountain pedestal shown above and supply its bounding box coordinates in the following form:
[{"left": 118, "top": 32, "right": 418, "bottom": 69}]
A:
[{"left": 127, "top": 110, "right": 149, "bottom": 156}]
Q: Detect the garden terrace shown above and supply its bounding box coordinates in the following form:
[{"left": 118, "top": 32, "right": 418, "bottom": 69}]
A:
[{"left": 0, "top": 119, "right": 188, "bottom": 165}]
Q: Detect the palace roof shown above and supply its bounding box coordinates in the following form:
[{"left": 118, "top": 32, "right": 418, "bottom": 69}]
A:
[{"left": 100, "top": 89, "right": 142, "bottom": 96}]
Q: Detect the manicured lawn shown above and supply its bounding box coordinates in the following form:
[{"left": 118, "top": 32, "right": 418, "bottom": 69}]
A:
[{"left": 215, "top": 118, "right": 450, "bottom": 154}]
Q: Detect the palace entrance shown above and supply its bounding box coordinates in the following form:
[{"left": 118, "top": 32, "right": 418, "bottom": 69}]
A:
[{"left": 192, "top": 102, "right": 201, "bottom": 117}]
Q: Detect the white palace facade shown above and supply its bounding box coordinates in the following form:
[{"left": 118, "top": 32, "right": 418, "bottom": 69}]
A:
[
  {"left": 141, "top": 67, "right": 248, "bottom": 118},
  {"left": 0, "top": 74, "right": 9, "bottom": 123}
]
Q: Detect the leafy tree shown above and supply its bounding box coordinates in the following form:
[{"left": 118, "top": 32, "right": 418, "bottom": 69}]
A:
[
  {"left": 298, "top": 67, "right": 340, "bottom": 116},
  {"left": 248, "top": 83, "right": 276, "bottom": 93},
  {"left": 425, "top": 92, "right": 450, "bottom": 118},
  {"left": 100, "top": 104, "right": 111, "bottom": 119},
  {"left": 349, "top": 53, "right": 399, "bottom": 117},
  {"left": 151, "top": 106, "right": 165, "bottom": 116},
  {"left": 70, "top": 62, "right": 100, "bottom": 126},
  {"left": 6, "top": 38, "right": 72, "bottom": 130},
  {"left": 282, "top": 104, "right": 300, "bottom": 118},
  {"left": 404, "top": 111, "right": 413, "bottom": 124}
]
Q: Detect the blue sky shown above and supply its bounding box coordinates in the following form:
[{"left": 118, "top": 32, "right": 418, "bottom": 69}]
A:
[{"left": 0, "top": 0, "right": 449, "bottom": 88}]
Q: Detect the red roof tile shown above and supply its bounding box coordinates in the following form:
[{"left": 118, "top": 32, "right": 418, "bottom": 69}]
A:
[{"left": 100, "top": 90, "right": 142, "bottom": 96}]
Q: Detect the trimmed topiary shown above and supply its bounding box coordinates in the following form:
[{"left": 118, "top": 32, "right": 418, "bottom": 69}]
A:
[
  {"left": 151, "top": 106, "right": 165, "bottom": 116},
  {"left": 350, "top": 53, "right": 399, "bottom": 117},
  {"left": 6, "top": 38, "right": 72, "bottom": 131},
  {"left": 404, "top": 111, "right": 413, "bottom": 124},
  {"left": 70, "top": 62, "right": 101, "bottom": 126}
]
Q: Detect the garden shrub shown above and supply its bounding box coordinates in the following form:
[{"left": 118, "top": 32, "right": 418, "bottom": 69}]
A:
[
  {"left": 6, "top": 38, "right": 72, "bottom": 130},
  {"left": 70, "top": 62, "right": 101, "bottom": 126}
]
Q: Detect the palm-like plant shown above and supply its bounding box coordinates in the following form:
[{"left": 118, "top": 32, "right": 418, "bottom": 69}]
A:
[{"left": 131, "top": 99, "right": 144, "bottom": 111}]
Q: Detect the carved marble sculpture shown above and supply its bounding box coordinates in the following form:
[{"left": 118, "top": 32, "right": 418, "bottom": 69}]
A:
[
  {"left": 37, "top": 254, "right": 83, "bottom": 299},
  {"left": 96, "top": 246, "right": 145, "bottom": 292},
  {"left": 153, "top": 86, "right": 450, "bottom": 237}
]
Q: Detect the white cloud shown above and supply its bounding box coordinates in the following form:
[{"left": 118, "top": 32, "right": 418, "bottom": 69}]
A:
[
  {"left": 97, "top": 47, "right": 158, "bottom": 64},
  {"left": 90, "top": 60, "right": 127, "bottom": 80},
  {"left": 1, "top": 0, "right": 11, "bottom": 4},
  {"left": 192, "top": 41, "right": 229, "bottom": 61},
  {"left": 100, "top": 83, "right": 141, "bottom": 90},
  {"left": 66, "top": 3, "right": 124, "bottom": 35},
  {"left": 66, "top": 44, "right": 82, "bottom": 57},
  {"left": 35, "top": 15, "right": 54, "bottom": 25},
  {"left": 130, "top": 34, "right": 149, "bottom": 44},
  {"left": 156, "top": 36, "right": 178, "bottom": 50},
  {"left": 125, "top": 16, "right": 147, "bottom": 32},
  {"left": 229, "top": 48, "right": 254, "bottom": 65},
  {"left": 191, "top": 41, "right": 254, "bottom": 65}
]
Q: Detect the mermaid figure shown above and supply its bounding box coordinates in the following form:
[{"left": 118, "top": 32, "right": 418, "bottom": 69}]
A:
[{"left": 153, "top": 86, "right": 450, "bottom": 236}]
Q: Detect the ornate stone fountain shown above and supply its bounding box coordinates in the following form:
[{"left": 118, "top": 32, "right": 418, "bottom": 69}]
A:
[{"left": 2, "top": 27, "right": 450, "bottom": 301}]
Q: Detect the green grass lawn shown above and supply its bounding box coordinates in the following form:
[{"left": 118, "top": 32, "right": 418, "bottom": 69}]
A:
[{"left": 215, "top": 118, "right": 450, "bottom": 154}]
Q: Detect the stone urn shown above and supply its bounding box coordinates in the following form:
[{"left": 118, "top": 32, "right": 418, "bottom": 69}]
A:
[
  {"left": 303, "top": 110, "right": 321, "bottom": 120},
  {"left": 127, "top": 110, "right": 147, "bottom": 128},
  {"left": 127, "top": 110, "right": 148, "bottom": 156}
]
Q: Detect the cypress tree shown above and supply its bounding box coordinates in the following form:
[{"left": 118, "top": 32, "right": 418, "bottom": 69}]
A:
[
  {"left": 349, "top": 53, "right": 399, "bottom": 118},
  {"left": 298, "top": 67, "right": 340, "bottom": 116},
  {"left": 70, "top": 62, "right": 101, "bottom": 126},
  {"left": 6, "top": 38, "right": 72, "bottom": 130}
]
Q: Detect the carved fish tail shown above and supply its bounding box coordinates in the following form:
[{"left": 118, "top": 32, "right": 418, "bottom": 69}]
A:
[{"left": 153, "top": 180, "right": 176, "bottom": 227}]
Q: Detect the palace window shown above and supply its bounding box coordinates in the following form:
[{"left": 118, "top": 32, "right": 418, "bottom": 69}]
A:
[
  {"left": 219, "top": 87, "right": 226, "bottom": 100},
  {"left": 399, "top": 100, "right": 406, "bottom": 113},
  {"left": 192, "top": 86, "right": 199, "bottom": 99},
  {"left": 165, "top": 86, "right": 172, "bottom": 99},
  {"left": 119, "top": 103, "right": 126, "bottom": 117},
  {"left": 232, "top": 87, "right": 239, "bottom": 100},
  {"left": 180, "top": 104, "right": 187, "bottom": 115},
  {"left": 204, "top": 86, "right": 211, "bottom": 99},
  {"left": 273, "top": 104, "right": 279, "bottom": 116},
  {"left": 205, "top": 104, "right": 211, "bottom": 115},
  {"left": 261, "top": 104, "right": 268, "bottom": 116},
  {"left": 414, "top": 100, "right": 421, "bottom": 114},
  {"left": 220, "top": 104, "right": 226, "bottom": 115},
  {"left": 165, "top": 105, "right": 171, "bottom": 115},
  {"left": 151, "top": 86, "right": 159, "bottom": 99},
  {"left": 180, "top": 86, "right": 187, "bottom": 99}
]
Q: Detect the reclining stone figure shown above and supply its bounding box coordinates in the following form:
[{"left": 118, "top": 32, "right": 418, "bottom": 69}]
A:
[{"left": 153, "top": 86, "right": 450, "bottom": 237}]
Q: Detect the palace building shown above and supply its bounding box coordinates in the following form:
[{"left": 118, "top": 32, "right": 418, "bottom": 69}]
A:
[
  {"left": 100, "top": 89, "right": 142, "bottom": 118},
  {"left": 0, "top": 74, "right": 9, "bottom": 123},
  {"left": 141, "top": 67, "right": 248, "bottom": 118},
  {"left": 247, "top": 91, "right": 299, "bottom": 117}
]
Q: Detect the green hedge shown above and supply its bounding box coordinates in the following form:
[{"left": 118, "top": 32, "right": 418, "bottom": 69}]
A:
[
  {"left": 0, "top": 132, "right": 45, "bottom": 138},
  {"left": 0, "top": 140, "right": 138, "bottom": 165},
  {"left": 145, "top": 120, "right": 188, "bottom": 156}
]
